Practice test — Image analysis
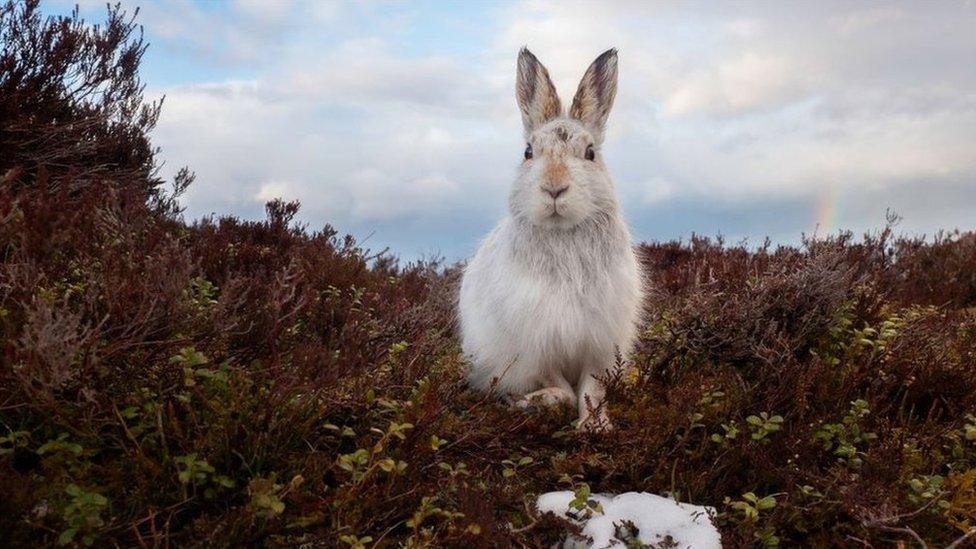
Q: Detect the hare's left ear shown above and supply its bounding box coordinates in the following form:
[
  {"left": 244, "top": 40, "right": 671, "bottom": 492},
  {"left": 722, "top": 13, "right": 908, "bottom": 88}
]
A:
[{"left": 570, "top": 49, "right": 618, "bottom": 142}]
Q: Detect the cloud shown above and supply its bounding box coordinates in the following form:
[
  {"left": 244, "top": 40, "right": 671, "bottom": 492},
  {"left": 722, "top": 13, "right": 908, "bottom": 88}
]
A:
[
  {"left": 834, "top": 6, "right": 907, "bottom": 35},
  {"left": 149, "top": 30, "right": 512, "bottom": 235},
  {"left": 254, "top": 181, "right": 297, "bottom": 203},
  {"left": 663, "top": 52, "right": 811, "bottom": 117},
  {"left": 107, "top": 0, "right": 976, "bottom": 260},
  {"left": 281, "top": 39, "right": 497, "bottom": 113},
  {"left": 639, "top": 178, "right": 677, "bottom": 205},
  {"left": 347, "top": 170, "right": 459, "bottom": 220}
]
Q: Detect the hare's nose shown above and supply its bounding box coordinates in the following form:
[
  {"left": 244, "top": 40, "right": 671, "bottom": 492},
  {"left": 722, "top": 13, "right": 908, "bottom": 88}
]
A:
[{"left": 545, "top": 186, "right": 568, "bottom": 199}]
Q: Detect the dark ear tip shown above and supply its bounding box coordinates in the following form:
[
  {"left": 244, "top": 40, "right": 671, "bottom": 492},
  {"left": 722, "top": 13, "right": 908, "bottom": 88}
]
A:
[
  {"left": 519, "top": 46, "right": 536, "bottom": 61},
  {"left": 599, "top": 48, "right": 618, "bottom": 61}
]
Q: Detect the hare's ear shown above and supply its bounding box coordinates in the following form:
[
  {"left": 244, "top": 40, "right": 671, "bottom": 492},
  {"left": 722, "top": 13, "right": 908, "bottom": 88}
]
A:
[
  {"left": 570, "top": 49, "right": 618, "bottom": 142},
  {"left": 516, "top": 47, "right": 561, "bottom": 135}
]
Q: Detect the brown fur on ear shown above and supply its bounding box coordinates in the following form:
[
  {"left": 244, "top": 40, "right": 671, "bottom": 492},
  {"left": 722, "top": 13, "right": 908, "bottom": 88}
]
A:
[
  {"left": 570, "top": 49, "right": 618, "bottom": 141},
  {"left": 516, "top": 47, "right": 562, "bottom": 135}
]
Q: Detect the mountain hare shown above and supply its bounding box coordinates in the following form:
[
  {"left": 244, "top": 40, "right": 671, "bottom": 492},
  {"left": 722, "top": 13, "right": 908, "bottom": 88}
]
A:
[{"left": 459, "top": 48, "right": 644, "bottom": 431}]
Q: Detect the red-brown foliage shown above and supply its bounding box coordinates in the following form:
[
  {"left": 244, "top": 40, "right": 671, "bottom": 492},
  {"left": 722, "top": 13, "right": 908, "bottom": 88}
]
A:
[{"left": 3, "top": 2, "right": 976, "bottom": 547}]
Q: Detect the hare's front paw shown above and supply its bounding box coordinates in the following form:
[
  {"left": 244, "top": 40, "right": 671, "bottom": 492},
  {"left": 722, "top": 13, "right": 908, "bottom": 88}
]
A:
[{"left": 515, "top": 387, "right": 577, "bottom": 411}]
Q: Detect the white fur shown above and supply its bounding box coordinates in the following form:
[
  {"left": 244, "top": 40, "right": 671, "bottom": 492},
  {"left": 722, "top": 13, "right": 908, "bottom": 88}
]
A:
[{"left": 459, "top": 49, "right": 643, "bottom": 430}]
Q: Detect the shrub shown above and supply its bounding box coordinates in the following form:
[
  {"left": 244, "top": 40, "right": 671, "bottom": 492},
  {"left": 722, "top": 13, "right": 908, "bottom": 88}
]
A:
[{"left": 2, "top": 2, "right": 976, "bottom": 546}]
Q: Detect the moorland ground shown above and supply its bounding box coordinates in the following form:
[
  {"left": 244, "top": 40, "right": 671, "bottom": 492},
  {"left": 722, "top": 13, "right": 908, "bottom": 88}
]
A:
[{"left": 3, "top": 2, "right": 976, "bottom": 547}]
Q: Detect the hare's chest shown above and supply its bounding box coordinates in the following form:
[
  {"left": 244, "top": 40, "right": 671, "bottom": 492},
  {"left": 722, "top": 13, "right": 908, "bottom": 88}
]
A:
[{"left": 501, "top": 263, "right": 621, "bottom": 341}]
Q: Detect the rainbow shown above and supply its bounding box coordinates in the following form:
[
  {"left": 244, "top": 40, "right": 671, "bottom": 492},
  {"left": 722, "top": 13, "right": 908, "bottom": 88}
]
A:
[{"left": 814, "top": 182, "right": 840, "bottom": 236}]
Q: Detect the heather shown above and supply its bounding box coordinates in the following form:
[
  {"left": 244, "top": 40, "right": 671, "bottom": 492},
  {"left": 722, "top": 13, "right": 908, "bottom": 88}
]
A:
[{"left": 3, "top": 2, "right": 976, "bottom": 547}]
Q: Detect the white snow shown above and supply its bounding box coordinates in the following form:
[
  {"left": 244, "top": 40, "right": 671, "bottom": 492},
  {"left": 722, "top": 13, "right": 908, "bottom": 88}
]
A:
[{"left": 536, "top": 491, "right": 722, "bottom": 548}]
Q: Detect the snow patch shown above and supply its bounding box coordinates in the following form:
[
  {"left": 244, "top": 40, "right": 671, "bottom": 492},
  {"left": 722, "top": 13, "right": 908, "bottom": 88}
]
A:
[{"left": 536, "top": 491, "right": 721, "bottom": 548}]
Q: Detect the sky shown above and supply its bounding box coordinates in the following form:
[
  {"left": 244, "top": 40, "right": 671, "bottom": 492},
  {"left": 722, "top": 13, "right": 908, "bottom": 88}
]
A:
[{"left": 55, "top": 0, "right": 976, "bottom": 261}]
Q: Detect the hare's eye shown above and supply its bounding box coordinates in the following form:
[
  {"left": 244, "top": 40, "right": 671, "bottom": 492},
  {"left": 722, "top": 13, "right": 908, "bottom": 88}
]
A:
[
  {"left": 585, "top": 144, "right": 595, "bottom": 161},
  {"left": 524, "top": 143, "right": 533, "bottom": 160}
]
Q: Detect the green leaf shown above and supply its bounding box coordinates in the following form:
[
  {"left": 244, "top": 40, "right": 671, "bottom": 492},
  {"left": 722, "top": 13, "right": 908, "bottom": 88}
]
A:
[
  {"left": 758, "top": 496, "right": 777, "bottom": 510},
  {"left": 58, "top": 528, "right": 78, "bottom": 546},
  {"left": 429, "top": 435, "right": 447, "bottom": 450}
]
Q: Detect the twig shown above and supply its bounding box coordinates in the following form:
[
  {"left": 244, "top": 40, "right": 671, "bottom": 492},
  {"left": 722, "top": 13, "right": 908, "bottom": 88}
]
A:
[
  {"left": 945, "top": 529, "right": 976, "bottom": 549},
  {"left": 845, "top": 535, "right": 872, "bottom": 547},
  {"left": 113, "top": 403, "right": 143, "bottom": 455},
  {"left": 864, "top": 522, "right": 926, "bottom": 548},
  {"left": 508, "top": 500, "right": 539, "bottom": 534},
  {"left": 370, "top": 519, "right": 406, "bottom": 548},
  {"left": 860, "top": 495, "right": 944, "bottom": 548}
]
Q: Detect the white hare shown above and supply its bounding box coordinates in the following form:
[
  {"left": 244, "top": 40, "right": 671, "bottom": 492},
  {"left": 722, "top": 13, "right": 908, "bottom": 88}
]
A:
[{"left": 459, "top": 48, "right": 644, "bottom": 430}]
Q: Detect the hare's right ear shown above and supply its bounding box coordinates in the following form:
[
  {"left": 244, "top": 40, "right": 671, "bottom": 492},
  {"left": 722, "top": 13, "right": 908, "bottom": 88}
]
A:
[{"left": 516, "top": 48, "right": 561, "bottom": 136}]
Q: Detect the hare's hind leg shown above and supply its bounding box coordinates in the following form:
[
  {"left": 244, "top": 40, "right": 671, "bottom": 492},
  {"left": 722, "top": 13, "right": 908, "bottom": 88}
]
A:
[{"left": 515, "top": 371, "right": 577, "bottom": 410}]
